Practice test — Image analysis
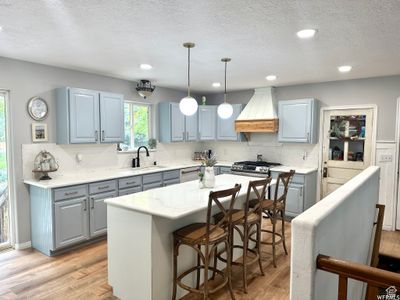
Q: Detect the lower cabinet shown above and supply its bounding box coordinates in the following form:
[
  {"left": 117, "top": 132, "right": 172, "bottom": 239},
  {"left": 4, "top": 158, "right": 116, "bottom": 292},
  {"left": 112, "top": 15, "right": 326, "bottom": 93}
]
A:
[
  {"left": 89, "top": 191, "right": 117, "bottom": 237},
  {"left": 29, "top": 168, "right": 184, "bottom": 256},
  {"left": 271, "top": 170, "right": 317, "bottom": 218},
  {"left": 54, "top": 196, "right": 89, "bottom": 249},
  {"left": 219, "top": 166, "right": 232, "bottom": 174}
]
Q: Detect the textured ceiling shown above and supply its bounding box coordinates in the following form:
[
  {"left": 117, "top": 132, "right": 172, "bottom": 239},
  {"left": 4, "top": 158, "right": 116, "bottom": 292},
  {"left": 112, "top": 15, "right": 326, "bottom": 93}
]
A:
[{"left": 0, "top": 0, "right": 400, "bottom": 92}]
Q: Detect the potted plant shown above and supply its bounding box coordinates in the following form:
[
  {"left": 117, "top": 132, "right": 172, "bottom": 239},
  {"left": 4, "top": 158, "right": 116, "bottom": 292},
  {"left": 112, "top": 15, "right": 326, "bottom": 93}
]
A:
[{"left": 202, "top": 155, "right": 217, "bottom": 188}]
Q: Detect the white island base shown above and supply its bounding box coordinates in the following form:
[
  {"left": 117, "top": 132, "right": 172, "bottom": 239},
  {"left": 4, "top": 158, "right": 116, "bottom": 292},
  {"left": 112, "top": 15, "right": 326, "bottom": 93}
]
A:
[{"left": 106, "top": 174, "right": 274, "bottom": 300}]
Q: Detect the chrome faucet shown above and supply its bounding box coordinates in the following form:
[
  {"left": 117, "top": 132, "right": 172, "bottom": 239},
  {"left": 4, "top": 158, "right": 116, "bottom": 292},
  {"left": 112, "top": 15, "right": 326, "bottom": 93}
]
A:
[{"left": 132, "top": 146, "right": 150, "bottom": 168}]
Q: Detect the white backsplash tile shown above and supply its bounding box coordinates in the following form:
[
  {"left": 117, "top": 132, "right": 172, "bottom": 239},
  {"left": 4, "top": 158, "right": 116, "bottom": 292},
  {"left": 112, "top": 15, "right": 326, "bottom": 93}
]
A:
[{"left": 22, "top": 142, "right": 201, "bottom": 180}]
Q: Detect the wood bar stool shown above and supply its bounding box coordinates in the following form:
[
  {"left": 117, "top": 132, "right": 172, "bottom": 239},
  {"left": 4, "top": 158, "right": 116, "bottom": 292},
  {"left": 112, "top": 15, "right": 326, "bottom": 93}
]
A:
[
  {"left": 250, "top": 170, "right": 295, "bottom": 268},
  {"left": 213, "top": 177, "right": 272, "bottom": 293},
  {"left": 172, "top": 184, "right": 241, "bottom": 300}
]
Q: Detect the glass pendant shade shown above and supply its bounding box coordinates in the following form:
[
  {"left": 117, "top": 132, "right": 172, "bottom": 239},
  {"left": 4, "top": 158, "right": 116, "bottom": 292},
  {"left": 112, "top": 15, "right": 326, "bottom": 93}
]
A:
[
  {"left": 180, "top": 42, "right": 198, "bottom": 116},
  {"left": 179, "top": 96, "right": 198, "bottom": 116},
  {"left": 217, "top": 102, "right": 233, "bottom": 119},
  {"left": 217, "top": 57, "right": 233, "bottom": 119}
]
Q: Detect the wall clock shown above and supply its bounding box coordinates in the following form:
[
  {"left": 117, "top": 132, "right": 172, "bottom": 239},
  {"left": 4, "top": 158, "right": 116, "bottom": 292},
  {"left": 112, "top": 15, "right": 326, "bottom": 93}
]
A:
[{"left": 27, "top": 97, "right": 49, "bottom": 121}]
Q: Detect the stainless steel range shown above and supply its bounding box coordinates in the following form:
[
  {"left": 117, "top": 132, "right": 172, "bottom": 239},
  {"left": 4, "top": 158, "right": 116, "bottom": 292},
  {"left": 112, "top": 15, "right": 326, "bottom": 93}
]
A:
[{"left": 231, "top": 161, "right": 281, "bottom": 177}]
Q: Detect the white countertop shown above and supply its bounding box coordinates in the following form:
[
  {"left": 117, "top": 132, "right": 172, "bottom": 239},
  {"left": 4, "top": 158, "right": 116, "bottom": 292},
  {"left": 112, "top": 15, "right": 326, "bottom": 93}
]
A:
[
  {"left": 105, "top": 174, "right": 276, "bottom": 219},
  {"left": 23, "top": 161, "right": 233, "bottom": 189},
  {"left": 270, "top": 166, "right": 317, "bottom": 175}
]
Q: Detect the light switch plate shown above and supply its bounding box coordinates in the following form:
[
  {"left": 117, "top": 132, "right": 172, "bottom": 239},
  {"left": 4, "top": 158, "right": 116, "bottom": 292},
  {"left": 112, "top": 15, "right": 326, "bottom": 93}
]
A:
[{"left": 379, "top": 154, "right": 393, "bottom": 162}]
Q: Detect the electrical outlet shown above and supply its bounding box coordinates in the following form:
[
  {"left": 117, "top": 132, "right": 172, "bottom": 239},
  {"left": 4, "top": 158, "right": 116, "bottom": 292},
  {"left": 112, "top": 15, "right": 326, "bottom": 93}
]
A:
[{"left": 379, "top": 154, "right": 393, "bottom": 162}]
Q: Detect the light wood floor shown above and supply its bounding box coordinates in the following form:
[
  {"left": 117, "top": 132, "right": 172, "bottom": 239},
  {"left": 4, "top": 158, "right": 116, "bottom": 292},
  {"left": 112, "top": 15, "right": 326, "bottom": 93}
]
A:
[{"left": 0, "top": 222, "right": 291, "bottom": 300}]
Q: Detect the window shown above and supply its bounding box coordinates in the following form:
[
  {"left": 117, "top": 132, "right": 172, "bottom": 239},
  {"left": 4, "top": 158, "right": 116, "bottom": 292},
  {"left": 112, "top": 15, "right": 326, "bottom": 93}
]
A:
[{"left": 121, "top": 101, "right": 152, "bottom": 150}]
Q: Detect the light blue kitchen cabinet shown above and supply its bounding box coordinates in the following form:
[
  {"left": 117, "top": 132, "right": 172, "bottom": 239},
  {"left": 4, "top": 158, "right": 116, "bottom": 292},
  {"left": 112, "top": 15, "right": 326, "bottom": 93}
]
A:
[
  {"left": 170, "top": 103, "right": 185, "bottom": 141},
  {"left": 185, "top": 112, "right": 198, "bottom": 141},
  {"left": 158, "top": 102, "right": 198, "bottom": 142},
  {"left": 89, "top": 191, "right": 117, "bottom": 237},
  {"left": 56, "top": 87, "right": 124, "bottom": 144},
  {"left": 68, "top": 88, "right": 100, "bottom": 144},
  {"left": 100, "top": 92, "right": 124, "bottom": 143},
  {"left": 217, "top": 104, "right": 243, "bottom": 141},
  {"left": 54, "top": 196, "right": 90, "bottom": 249},
  {"left": 270, "top": 169, "right": 317, "bottom": 218},
  {"left": 278, "top": 99, "right": 319, "bottom": 144},
  {"left": 198, "top": 106, "right": 217, "bottom": 141}
]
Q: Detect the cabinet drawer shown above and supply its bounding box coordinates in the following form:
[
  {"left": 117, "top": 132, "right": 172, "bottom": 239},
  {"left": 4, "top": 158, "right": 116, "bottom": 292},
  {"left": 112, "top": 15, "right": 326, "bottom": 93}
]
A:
[
  {"left": 271, "top": 172, "right": 304, "bottom": 184},
  {"left": 54, "top": 185, "right": 87, "bottom": 201},
  {"left": 163, "top": 170, "right": 180, "bottom": 181},
  {"left": 163, "top": 178, "right": 180, "bottom": 187},
  {"left": 143, "top": 182, "right": 162, "bottom": 191},
  {"left": 89, "top": 180, "right": 117, "bottom": 195},
  {"left": 143, "top": 173, "right": 162, "bottom": 184},
  {"left": 118, "top": 186, "right": 142, "bottom": 196},
  {"left": 219, "top": 166, "right": 232, "bottom": 174},
  {"left": 118, "top": 176, "right": 142, "bottom": 189}
]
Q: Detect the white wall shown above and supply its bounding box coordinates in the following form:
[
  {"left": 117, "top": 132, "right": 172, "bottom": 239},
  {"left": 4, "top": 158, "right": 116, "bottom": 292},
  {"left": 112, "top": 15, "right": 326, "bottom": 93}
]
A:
[{"left": 291, "top": 166, "right": 380, "bottom": 300}]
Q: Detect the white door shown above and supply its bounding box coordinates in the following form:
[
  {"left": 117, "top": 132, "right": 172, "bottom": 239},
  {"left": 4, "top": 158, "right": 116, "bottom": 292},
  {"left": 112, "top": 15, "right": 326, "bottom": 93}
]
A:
[{"left": 321, "top": 108, "right": 374, "bottom": 198}]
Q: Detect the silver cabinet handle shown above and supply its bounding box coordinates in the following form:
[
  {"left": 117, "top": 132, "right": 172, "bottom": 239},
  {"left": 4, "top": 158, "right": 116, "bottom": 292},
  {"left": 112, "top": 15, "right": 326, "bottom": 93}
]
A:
[
  {"left": 95, "top": 130, "right": 98, "bottom": 142},
  {"left": 83, "top": 199, "right": 87, "bottom": 211},
  {"left": 181, "top": 169, "right": 200, "bottom": 174},
  {"left": 186, "top": 132, "right": 189, "bottom": 140},
  {"left": 300, "top": 187, "right": 303, "bottom": 198},
  {"left": 182, "top": 131, "right": 185, "bottom": 141},
  {"left": 65, "top": 191, "right": 78, "bottom": 196},
  {"left": 307, "top": 132, "right": 310, "bottom": 142},
  {"left": 90, "top": 197, "right": 94, "bottom": 209},
  {"left": 98, "top": 185, "right": 110, "bottom": 190},
  {"left": 102, "top": 130, "right": 105, "bottom": 141},
  {"left": 126, "top": 181, "right": 137, "bottom": 185}
]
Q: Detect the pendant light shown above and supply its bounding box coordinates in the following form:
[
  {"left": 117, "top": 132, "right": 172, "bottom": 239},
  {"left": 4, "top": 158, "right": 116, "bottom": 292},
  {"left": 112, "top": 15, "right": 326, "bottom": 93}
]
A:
[
  {"left": 217, "top": 58, "right": 233, "bottom": 119},
  {"left": 179, "top": 42, "right": 198, "bottom": 116}
]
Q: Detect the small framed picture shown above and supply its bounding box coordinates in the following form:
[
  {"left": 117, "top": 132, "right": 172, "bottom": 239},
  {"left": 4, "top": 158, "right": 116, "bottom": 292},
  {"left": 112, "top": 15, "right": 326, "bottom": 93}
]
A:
[{"left": 32, "top": 123, "right": 48, "bottom": 142}]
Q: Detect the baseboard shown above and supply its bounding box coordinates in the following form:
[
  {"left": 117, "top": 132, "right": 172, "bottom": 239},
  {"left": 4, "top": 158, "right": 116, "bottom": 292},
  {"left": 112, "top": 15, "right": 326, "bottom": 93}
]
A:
[{"left": 14, "top": 241, "right": 32, "bottom": 250}]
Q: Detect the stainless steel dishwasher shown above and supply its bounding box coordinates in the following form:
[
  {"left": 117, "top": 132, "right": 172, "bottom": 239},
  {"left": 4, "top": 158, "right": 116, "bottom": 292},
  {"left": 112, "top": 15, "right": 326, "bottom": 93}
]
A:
[{"left": 180, "top": 166, "right": 200, "bottom": 182}]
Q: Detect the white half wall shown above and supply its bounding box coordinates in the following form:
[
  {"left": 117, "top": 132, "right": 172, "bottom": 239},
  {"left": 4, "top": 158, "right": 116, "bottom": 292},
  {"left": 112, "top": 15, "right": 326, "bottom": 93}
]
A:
[{"left": 290, "top": 166, "right": 380, "bottom": 300}]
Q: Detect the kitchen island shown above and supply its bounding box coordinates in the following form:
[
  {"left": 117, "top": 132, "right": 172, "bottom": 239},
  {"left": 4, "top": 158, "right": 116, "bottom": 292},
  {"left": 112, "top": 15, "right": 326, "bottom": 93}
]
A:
[{"left": 105, "top": 174, "right": 276, "bottom": 300}]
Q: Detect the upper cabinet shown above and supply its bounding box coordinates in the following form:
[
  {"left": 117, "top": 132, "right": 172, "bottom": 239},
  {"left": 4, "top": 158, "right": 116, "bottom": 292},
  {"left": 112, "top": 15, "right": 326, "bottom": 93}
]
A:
[
  {"left": 56, "top": 87, "right": 124, "bottom": 144},
  {"left": 278, "top": 99, "right": 319, "bottom": 144},
  {"left": 217, "top": 104, "right": 243, "bottom": 141},
  {"left": 158, "top": 102, "right": 198, "bottom": 143},
  {"left": 198, "top": 106, "right": 217, "bottom": 141}
]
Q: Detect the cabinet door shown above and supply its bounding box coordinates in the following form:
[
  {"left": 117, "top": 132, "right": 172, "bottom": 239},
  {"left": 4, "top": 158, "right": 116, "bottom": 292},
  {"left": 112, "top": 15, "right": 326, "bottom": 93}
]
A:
[
  {"left": 143, "top": 182, "right": 163, "bottom": 191},
  {"left": 278, "top": 183, "right": 304, "bottom": 216},
  {"left": 69, "top": 88, "right": 99, "bottom": 143},
  {"left": 54, "top": 197, "right": 89, "bottom": 249},
  {"left": 217, "top": 104, "right": 242, "bottom": 140},
  {"left": 89, "top": 191, "right": 116, "bottom": 237},
  {"left": 185, "top": 112, "right": 198, "bottom": 141},
  {"left": 278, "top": 99, "right": 313, "bottom": 143},
  {"left": 170, "top": 103, "right": 185, "bottom": 142},
  {"left": 198, "top": 106, "right": 217, "bottom": 141},
  {"left": 99, "top": 92, "right": 124, "bottom": 143}
]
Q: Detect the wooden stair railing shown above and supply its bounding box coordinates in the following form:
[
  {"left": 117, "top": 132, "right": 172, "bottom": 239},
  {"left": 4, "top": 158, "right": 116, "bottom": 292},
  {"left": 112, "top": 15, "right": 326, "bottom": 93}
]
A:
[
  {"left": 316, "top": 204, "right": 400, "bottom": 300},
  {"left": 317, "top": 254, "right": 400, "bottom": 300}
]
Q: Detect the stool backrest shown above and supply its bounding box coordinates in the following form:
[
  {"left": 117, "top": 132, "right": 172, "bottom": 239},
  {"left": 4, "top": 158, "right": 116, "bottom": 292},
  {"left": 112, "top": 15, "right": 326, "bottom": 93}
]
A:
[
  {"left": 244, "top": 177, "right": 272, "bottom": 220},
  {"left": 273, "top": 170, "right": 295, "bottom": 207},
  {"left": 204, "top": 184, "right": 241, "bottom": 244}
]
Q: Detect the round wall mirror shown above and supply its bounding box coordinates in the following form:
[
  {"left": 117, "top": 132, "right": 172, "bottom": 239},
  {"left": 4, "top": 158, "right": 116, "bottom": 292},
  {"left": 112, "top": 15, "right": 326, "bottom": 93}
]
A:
[{"left": 27, "top": 97, "right": 49, "bottom": 121}]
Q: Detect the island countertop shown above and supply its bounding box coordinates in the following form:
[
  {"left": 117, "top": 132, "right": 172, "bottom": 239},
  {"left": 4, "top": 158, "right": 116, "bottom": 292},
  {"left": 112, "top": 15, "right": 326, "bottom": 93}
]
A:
[{"left": 105, "top": 174, "right": 276, "bottom": 220}]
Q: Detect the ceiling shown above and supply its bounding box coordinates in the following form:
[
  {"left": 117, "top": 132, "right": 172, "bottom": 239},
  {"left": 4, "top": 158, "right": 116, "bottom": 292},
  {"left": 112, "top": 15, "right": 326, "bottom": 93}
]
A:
[{"left": 1, "top": 0, "right": 400, "bottom": 93}]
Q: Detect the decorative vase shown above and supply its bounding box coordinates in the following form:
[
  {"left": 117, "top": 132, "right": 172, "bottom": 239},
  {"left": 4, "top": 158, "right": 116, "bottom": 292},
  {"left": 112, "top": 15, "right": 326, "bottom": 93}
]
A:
[
  {"left": 198, "top": 179, "right": 204, "bottom": 189},
  {"left": 203, "top": 167, "right": 215, "bottom": 188}
]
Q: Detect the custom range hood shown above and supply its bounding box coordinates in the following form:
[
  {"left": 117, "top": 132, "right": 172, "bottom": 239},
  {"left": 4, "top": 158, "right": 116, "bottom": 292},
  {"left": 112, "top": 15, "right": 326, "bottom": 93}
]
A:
[{"left": 235, "top": 87, "right": 279, "bottom": 134}]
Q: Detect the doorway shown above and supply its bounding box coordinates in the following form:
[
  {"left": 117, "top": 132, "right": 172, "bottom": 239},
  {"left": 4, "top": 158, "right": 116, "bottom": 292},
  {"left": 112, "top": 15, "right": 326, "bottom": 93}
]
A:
[
  {"left": 320, "top": 106, "right": 376, "bottom": 198},
  {"left": 0, "top": 91, "right": 10, "bottom": 251}
]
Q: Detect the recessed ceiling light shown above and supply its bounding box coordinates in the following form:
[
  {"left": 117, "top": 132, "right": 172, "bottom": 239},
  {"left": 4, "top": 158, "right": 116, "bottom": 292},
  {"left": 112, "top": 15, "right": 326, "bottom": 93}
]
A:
[
  {"left": 266, "top": 75, "right": 277, "bottom": 81},
  {"left": 338, "top": 65, "right": 352, "bottom": 73},
  {"left": 296, "top": 29, "right": 317, "bottom": 39},
  {"left": 140, "top": 64, "right": 152, "bottom": 70},
  {"left": 0, "top": 26, "right": 3, "bottom": 31},
  {"left": 212, "top": 82, "right": 221, "bottom": 88}
]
